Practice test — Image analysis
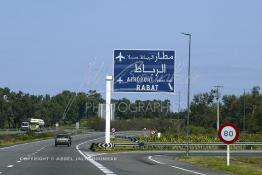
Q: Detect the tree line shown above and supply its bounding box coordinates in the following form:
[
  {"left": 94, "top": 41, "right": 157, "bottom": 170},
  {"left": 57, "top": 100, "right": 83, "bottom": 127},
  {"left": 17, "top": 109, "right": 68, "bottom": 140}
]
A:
[
  {"left": 189, "top": 86, "right": 262, "bottom": 133},
  {"left": 0, "top": 87, "right": 171, "bottom": 128},
  {"left": 0, "top": 86, "right": 261, "bottom": 133}
]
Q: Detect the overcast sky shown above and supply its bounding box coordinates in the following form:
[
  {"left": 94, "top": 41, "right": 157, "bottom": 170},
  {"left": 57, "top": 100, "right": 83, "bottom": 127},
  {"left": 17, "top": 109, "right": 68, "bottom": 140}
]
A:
[{"left": 0, "top": 0, "right": 261, "bottom": 111}]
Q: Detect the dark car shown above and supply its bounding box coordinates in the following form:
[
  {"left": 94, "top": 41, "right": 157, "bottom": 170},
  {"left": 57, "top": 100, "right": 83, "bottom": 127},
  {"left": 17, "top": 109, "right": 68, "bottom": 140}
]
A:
[{"left": 55, "top": 134, "right": 72, "bottom": 147}]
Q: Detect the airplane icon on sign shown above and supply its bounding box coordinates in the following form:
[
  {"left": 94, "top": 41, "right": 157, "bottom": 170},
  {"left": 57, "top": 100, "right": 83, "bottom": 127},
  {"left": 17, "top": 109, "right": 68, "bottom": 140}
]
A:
[
  {"left": 116, "top": 77, "right": 123, "bottom": 84},
  {"left": 115, "top": 52, "right": 125, "bottom": 62}
]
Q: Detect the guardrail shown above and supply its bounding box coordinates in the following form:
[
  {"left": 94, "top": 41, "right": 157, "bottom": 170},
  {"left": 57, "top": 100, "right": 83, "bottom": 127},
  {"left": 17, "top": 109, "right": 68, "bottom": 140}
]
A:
[
  {"left": 112, "top": 142, "right": 262, "bottom": 147},
  {"left": 112, "top": 142, "right": 262, "bottom": 151},
  {"left": 91, "top": 141, "right": 262, "bottom": 151},
  {"left": 144, "top": 142, "right": 262, "bottom": 146}
]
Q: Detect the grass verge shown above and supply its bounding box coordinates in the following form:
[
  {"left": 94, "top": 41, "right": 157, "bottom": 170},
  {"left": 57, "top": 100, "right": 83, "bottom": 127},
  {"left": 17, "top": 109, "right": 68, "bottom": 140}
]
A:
[
  {"left": 0, "top": 131, "right": 64, "bottom": 147},
  {"left": 0, "top": 128, "right": 91, "bottom": 148},
  {"left": 177, "top": 156, "right": 262, "bottom": 175}
]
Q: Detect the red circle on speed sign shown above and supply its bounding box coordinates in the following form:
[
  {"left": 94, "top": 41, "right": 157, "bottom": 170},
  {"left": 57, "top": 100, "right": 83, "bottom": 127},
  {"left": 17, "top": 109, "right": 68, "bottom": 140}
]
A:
[{"left": 218, "top": 123, "right": 239, "bottom": 144}]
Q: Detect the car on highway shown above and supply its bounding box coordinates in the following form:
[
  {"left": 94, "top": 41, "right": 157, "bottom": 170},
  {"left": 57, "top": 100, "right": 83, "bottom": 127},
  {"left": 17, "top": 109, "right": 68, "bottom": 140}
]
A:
[{"left": 55, "top": 134, "right": 72, "bottom": 147}]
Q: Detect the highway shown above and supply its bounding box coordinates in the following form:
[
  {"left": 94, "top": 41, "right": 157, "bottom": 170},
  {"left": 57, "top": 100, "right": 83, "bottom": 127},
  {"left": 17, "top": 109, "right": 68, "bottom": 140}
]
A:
[{"left": 1, "top": 132, "right": 261, "bottom": 175}]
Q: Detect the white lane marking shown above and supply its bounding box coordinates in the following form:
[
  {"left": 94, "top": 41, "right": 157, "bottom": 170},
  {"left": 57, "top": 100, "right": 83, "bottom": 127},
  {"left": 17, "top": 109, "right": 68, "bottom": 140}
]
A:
[
  {"left": 37, "top": 146, "right": 47, "bottom": 152},
  {"left": 7, "top": 165, "right": 14, "bottom": 168},
  {"left": 76, "top": 137, "right": 117, "bottom": 175},
  {"left": 148, "top": 156, "right": 164, "bottom": 164},
  {"left": 19, "top": 145, "right": 47, "bottom": 159},
  {"left": 83, "top": 151, "right": 105, "bottom": 158},
  {"left": 16, "top": 160, "right": 21, "bottom": 163},
  {"left": 148, "top": 155, "right": 207, "bottom": 175},
  {"left": 88, "top": 158, "right": 115, "bottom": 174},
  {"left": 170, "top": 165, "right": 207, "bottom": 175}
]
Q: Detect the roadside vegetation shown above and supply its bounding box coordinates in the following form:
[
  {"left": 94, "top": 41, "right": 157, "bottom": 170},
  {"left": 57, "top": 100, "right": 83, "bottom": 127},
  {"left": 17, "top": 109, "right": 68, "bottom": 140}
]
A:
[
  {"left": 177, "top": 156, "right": 262, "bottom": 175},
  {"left": 1, "top": 86, "right": 262, "bottom": 134},
  {"left": 139, "top": 132, "right": 262, "bottom": 142},
  {"left": 0, "top": 86, "right": 262, "bottom": 150},
  {"left": 0, "top": 128, "right": 88, "bottom": 147},
  {"left": 0, "top": 132, "right": 55, "bottom": 147},
  {"left": 94, "top": 134, "right": 262, "bottom": 152},
  {"left": 93, "top": 124, "right": 262, "bottom": 152}
]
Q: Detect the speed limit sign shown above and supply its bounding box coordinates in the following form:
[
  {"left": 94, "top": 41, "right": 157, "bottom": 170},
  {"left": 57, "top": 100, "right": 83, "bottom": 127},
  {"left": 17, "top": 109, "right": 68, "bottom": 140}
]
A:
[
  {"left": 218, "top": 123, "right": 239, "bottom": 144},
  {"left": 218, "top": 123, "right": 239, "bottom": 166}
]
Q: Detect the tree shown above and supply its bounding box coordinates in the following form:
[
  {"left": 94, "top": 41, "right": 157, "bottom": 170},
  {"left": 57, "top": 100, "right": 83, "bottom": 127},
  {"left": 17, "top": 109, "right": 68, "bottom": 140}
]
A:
[
  {"left": 190, "top": 91, "right": 216, "bottom": 128},
  {"left": 221, "top": 95, "right": 242, "bottom": 126}
]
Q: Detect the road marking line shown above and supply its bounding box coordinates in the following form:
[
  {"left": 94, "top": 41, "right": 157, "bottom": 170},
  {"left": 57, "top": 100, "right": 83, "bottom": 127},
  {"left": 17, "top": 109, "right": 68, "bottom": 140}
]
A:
[
  {"left": 148, "top": 156, "right": 164, "bottom": 164},
  {"left": 7, "top": 165, "right": 14, "bottom": 168},
  {"left": 37, "top": 146, "right": 47, "bottom": 152},
  {"left": 76, "top": 137, "right": 117, "bottom": 175},
  {"left": 148, "top": 155, "right": 207, "bottom": 175},
  {"left": 170, "top": 166, "right": 207, "bottom": 175},
  {"left": 83, "top": 151, "right": 105, "bottom": 158}
]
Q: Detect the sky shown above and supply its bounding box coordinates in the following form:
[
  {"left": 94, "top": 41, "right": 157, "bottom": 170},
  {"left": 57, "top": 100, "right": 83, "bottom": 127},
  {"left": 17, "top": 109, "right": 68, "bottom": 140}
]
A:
[{"left": 0, "top": 0, "right": 262, "bottom": 111}]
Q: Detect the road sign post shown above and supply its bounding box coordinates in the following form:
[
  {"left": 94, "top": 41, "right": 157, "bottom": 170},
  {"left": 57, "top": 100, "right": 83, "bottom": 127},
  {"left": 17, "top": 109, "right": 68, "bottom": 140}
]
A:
[
  {"left": 105, "top": 75, "right": 113, "bottom": 143},
  {"left": 218, "top": 123, "right": 240, "bottom": 166},
  {"left": 113, "top": 50, "right": 175, "bottom": 93},
  {"left": 227, "top": 144, "right": 230, "bottom": 166}
]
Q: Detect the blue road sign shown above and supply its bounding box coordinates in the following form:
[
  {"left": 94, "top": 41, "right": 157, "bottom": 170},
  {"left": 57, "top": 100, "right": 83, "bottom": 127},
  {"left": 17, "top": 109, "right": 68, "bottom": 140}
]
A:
[{"left": 113, "top": 49, "right": 175, "bottom": 92}]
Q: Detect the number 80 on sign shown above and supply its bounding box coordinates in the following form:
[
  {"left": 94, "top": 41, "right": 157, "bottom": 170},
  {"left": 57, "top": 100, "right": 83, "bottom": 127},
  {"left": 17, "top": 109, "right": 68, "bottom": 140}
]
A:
[{"left": 218, "top": 123, "right": 239, "bottom": 144}]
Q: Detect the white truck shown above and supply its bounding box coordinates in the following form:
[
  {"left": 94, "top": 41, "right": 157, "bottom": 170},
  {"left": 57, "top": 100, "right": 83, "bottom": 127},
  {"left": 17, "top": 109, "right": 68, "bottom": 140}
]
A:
[
  {"left": 29, "top": 119, "right": 45, "bottom": 131},
  {"left": 20, "top": 119, "right": 45, "bottom": 131},
  {"left": 20, "top": 120, "right": 30, "bottom": 131}
]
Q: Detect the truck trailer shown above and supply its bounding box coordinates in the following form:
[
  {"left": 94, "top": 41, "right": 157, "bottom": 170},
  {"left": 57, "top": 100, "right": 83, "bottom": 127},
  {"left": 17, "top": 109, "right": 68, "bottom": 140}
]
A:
[{"left": 20, "top": 118, "right": 45, "bottom": 132}]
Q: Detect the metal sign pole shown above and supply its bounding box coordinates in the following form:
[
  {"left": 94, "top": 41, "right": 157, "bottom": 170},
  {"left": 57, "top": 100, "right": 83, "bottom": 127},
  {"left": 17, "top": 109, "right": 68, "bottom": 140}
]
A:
[
  {"left": 227, "top": 144, "right": 230, "bottom": 166},
  {"left": 105, "top": 75, "right": 113, "bottom": 143}
]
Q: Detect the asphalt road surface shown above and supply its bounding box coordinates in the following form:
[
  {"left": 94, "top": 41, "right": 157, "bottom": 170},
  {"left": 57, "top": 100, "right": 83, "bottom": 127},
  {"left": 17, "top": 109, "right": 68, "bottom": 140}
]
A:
[{"left": 1, "top": 132, "right": 261, "bottom": 175}]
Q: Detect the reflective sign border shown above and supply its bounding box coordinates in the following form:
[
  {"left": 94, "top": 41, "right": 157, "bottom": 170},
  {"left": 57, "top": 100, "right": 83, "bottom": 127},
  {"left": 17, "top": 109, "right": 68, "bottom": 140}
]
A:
[{"left": 218, "top": 123, "right": 240, "bottom": 144}]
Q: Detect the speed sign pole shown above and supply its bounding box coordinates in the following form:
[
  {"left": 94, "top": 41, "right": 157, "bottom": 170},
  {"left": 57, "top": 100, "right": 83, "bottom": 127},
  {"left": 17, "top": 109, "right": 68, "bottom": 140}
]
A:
[
  {"left": 227, "top": 144, "right": 230, "bottom": 166},
  {"left": 218, "top": 123, "right": 240, "bottom": 166}
]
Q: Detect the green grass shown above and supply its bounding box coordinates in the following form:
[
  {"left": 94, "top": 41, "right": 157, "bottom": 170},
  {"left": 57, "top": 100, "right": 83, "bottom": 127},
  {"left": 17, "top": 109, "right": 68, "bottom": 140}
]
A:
[
  {"left": 0, "top": 132, "right": 55, "bottom": 147},
  {"left": 177, "top": 156, "right": 262, "bottom": 175},
  {"left": 139, "top": 133, "right": 262, "bottom": 143},
  {"left": 0, "top": 127, "right": 91, "bottom": 148},
  {"left": 138, "top": 133, "right": 262, "bottom": 150},
  {"left": 111, "top": 137, "right": 134, "bottom": 144},
  {"left": 93, "top": 133, "right": 262, "bottom": 152},
  {"left": 0, "top": 130, "right": 72, "bottom": 147}
]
